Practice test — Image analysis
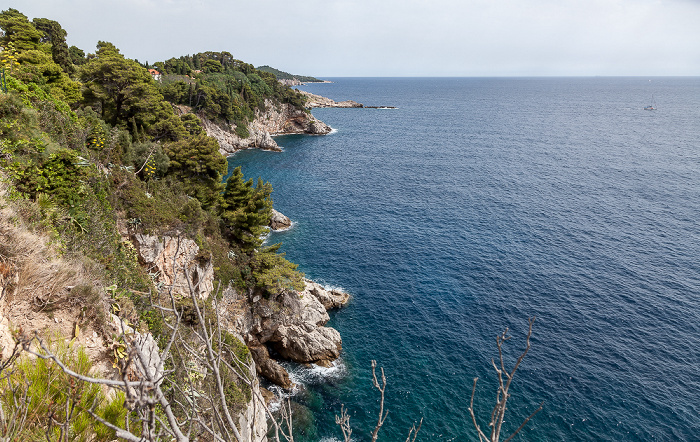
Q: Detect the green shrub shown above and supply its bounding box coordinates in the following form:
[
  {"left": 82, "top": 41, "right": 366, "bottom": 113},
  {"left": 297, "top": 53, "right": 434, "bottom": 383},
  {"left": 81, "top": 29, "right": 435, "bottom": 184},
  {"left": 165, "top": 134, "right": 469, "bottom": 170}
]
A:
[
  {"left": 234, "top": 122, "right": 249, "bottom": 139},
  {"left": 0, "top": 337, "right": 127, "bottom": 441}
]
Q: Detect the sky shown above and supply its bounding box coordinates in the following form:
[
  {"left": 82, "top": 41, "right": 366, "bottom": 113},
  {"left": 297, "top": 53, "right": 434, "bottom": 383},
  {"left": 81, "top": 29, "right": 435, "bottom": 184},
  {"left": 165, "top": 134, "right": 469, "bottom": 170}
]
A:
[{"left": 9, "top": 0, "right": 700, "bottom": 77}]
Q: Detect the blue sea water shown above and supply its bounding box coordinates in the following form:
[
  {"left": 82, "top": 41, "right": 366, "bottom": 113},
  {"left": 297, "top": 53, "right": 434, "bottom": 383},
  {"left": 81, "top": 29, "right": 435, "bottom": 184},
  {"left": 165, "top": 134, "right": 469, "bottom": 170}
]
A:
[{"left": 228, "top": 78, "right": 700, "bottom": 441}]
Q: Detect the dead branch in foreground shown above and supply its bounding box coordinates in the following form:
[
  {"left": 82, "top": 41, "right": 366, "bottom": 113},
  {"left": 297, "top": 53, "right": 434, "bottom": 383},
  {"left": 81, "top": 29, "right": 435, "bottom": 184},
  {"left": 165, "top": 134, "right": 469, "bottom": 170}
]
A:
[
  {"left": 335, "top": 360, "right": 422, "bottom": 442},
  {"left": 469, "top": 316, "right": 543, "bottom": 442},
  {"left": 15, "top": 264, "right": 276, "bottom": 442}
]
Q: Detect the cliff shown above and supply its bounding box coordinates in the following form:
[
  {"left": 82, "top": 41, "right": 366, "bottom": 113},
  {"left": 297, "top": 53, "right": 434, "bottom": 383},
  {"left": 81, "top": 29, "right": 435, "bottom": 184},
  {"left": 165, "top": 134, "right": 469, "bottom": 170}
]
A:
[
  {"left": 183, "top": 98, "right": 332, "bottom": 156},
  {"left": 130, "top": 232, "right": 350, "bottom": 391}
]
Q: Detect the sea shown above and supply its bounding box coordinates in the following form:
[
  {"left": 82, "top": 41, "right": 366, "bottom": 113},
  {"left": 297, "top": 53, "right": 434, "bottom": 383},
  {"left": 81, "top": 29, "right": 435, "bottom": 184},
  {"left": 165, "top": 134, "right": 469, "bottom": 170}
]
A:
[{"left": 226, "top": 77, "right": 700, "bottom": 441}]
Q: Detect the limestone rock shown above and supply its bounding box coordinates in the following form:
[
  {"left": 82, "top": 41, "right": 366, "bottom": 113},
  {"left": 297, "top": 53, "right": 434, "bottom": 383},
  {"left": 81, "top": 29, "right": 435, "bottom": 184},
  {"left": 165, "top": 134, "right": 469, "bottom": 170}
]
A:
[
  {"left": 272, "top": 323, "right": 342, "bottom": 364},
  {"left": 297, "top": 90, "right": 364, "bottom": 108},
  {"left": 131, "top": 234, "right": 214, "bottom": 300},
  {"left": 132, "top": 332, "right": 163, "bottom": 382},
  {"left": 269, "top": 209, "right": 292, "bottom": 231},
  {"left": 303, "top": 279, "right": 350, "bottom": 310},
  {"left": 248, "top": 287, "right": 341, "bottom": 365},
  {"left": 196, "top": 98, "right": 331, "bottom": 156},
  {"left": 249, "top": 344, "right": 293, "bottom": 389}
]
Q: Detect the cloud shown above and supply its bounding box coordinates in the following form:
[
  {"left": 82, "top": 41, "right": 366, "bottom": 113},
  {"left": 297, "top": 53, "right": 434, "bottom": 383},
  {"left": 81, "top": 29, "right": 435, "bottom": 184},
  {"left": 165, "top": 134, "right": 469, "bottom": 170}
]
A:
[{"left": 12, "top": 0, "right": 700, "bottom": 76}]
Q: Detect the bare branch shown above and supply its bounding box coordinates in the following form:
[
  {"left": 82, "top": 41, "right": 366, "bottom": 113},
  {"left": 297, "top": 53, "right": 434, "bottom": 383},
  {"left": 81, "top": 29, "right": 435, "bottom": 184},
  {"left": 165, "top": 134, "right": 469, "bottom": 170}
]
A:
[
  {"left": 335, "top": 404, "right": 352, "bottom": 442},
  {"left": 470, "top": 317, "right": 542, "bottom": 442},
  {"left": 370, "top": 360, "right": 389, "bottom": 442},
  {"left": 404, "top": 417, "right": 423, "bottom": 442}
]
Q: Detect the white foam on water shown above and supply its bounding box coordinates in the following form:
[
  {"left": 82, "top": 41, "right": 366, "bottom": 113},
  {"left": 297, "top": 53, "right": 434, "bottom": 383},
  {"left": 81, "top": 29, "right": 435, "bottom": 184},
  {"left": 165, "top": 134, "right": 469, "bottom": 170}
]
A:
[
  {"left": 328, "top": 127, "right": 338, "bottom": 135},
  {"left": 310, "top": 278, "right": 347, "bottom": 295},
  {"left": 285, "top": 358, "right": 348, "bottom": 386},
  {"left": 266, "top": 358, "right": 348, "bottom": 411}
]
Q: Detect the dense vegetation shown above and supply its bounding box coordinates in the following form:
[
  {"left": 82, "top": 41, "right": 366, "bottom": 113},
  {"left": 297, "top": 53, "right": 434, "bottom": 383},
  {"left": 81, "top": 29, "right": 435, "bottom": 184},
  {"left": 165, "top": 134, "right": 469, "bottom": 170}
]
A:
[
  {"left": 0, "top": 6, "right": 305, "bottom": 332},
  {"left": 0, "top": 6, "right": 310, "bottom": 437},
  {"left": 256, "top": 65, "right": 323, "bottom": 83},
  {"left": 151, "top": 52, "right": 307, "bottom": 133}
]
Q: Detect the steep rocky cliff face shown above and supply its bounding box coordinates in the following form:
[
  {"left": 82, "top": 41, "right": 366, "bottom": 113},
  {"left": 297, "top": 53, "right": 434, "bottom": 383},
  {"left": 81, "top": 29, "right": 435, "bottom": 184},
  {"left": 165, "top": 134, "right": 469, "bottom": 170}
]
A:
[
  {"left": 197, "top": 98, "right": 331, "bottom": 156},
  {"left": 129, "top": 233, "right": 350, "bottom": 419},
  {"left": 219, "top": 278, "right": 349, "bottom": 388},
  {"left": 130, "top": 233, "right": 214, "bottom": 300}
]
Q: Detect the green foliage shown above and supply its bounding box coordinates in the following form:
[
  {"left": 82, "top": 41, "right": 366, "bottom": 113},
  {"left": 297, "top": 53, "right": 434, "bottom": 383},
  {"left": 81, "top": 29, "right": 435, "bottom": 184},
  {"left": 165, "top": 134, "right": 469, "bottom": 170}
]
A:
[
  {"left": 256, "top": 65, "right": 324, "bottom": 83},
  {"left": 0, "top": 5, "right": 316, "bottom": 353},
  {"left": 0, "top": 91, "right": 47, "bottom": 158},
  {"left": 203, "top": 58, "right": 223, "bottom": 73},
  {"left": 132, "top": 141, "right": 169, "bottom": 178},
  {"left": 0, "top": 8, "right": 43, "bottom": 52},
  {"left": 109, "top": 169, "right": 208, "bottom": 237},
  {"left": 32, "top": 17, "right": 73, "bottom": 74},
  {"left": 234, "top": 122, "right": 250, "bottom": 139},
  {"left": 160, "top": 78, "right": 191, "bottom": 104},
  {"left": 251, "top": 246, "right": 305, "bottom": 294},
  {"left": 164, "top": 133, "right": 227, "bottom": 208},
  {"left": 68, "top": 45, "right": 86, "bottom": 65},
  {"left": 79, "top": 41, "right": 187, "bottom": 140},
  {"left": 221, "top": 166, "right": 273, "bottom": 252},
  {"left": 180, "top": 113, "right": 204, "bottom": 136},
  {"left": 11, "top": 148, "right": 87, "bottom": 204},
  {"left": 155, "top": 52, "right": 310, "bottom": 127},
  {"left": 13, "top": 48, "right": 81, "bottom": 104},
  {"left": 0, "top": 338, "right": 127, "bottom": 441}
]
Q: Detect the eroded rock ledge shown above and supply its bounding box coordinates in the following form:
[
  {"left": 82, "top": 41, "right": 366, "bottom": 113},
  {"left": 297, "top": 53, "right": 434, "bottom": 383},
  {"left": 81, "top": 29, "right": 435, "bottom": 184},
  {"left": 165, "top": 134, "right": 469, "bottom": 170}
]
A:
[
  {"left": 129, "top": 233, "right": 350, "bottom": 390},
  {"left": 176, "top": 98, "right": 331, "bottom": 156},
  {"left": 269, "top": 209, "right": 292, "bottom": 231},
  {"left": 244, "top": 279, "right": 349, "bottom": 388},
  {"left": 297, "top": 90, "right": 363, "bottom": 108}
]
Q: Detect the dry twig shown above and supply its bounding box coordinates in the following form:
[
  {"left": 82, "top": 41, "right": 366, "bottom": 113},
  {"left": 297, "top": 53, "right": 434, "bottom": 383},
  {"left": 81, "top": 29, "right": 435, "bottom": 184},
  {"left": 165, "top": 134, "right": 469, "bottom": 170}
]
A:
[{"left": 468, "top": 316, "right": 543, "bottom": 442}]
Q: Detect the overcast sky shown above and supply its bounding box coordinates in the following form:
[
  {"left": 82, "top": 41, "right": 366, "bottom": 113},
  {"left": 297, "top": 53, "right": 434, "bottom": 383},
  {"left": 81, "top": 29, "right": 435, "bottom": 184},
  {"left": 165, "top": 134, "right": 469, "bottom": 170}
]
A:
[{"left": 11, "top": 0, "right": 700, "bottom": 77}]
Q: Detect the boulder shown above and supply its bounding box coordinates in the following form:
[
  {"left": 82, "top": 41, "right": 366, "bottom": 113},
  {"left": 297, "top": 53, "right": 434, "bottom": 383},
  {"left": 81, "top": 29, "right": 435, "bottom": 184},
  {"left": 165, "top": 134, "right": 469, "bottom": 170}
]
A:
[
  {"left": 249, "top": 287, "right": 342, "bottom": 365},
  {"left": 271, "top": 323, "right": 342, "bottom": 364},
  {"left": 248, "top": 343, "right": 293, "bottom": 389},
  {"left": 303, "top": 279, "right": 350, "bottom": 310},
  {"left": 269, "top": 209, "right": 292, "bottom": 231}
]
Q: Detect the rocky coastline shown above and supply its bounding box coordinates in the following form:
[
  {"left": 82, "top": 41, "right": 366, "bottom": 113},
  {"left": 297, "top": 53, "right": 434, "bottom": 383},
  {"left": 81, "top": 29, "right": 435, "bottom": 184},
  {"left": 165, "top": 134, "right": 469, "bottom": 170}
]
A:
[
  {"left": 171, "top": 91, "right": 354, "bottom": 404},
  {"left": 129, "top": 232, "right": 349, "bottom": 392},
  {"left": 181, "top": 89, "right": 393, "bottom": 157},
  {"left": 297, "top": 90, "right": 363, "bottom": 108}
]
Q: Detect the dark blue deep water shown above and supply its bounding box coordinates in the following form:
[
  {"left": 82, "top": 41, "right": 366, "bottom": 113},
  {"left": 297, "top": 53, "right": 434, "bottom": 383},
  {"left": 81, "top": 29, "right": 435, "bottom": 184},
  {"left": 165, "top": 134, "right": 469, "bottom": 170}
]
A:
[{"left": 228, "top": 78, "right": 700, "bottom": 441}]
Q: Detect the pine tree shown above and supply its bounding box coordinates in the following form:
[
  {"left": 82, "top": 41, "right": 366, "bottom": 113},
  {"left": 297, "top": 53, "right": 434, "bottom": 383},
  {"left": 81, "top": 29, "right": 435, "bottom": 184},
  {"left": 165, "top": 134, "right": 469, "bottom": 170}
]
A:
[{"left": 221, "top": 167, "right": 272, "bottom": 252}]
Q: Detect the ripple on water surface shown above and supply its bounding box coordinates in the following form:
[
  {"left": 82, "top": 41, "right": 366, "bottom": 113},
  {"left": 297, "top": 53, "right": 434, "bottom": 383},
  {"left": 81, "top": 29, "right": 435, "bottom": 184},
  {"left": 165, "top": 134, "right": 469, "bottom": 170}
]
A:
[{"left": 230, "top": 77, "right": 700, "bottom": 441}]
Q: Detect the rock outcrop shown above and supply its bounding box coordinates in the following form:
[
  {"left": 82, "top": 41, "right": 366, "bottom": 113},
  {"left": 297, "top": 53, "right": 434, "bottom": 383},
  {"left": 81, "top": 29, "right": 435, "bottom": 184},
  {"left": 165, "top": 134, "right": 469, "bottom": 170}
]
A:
[
  {"left": 304, "top": 279, "right": 350, "bottom": 310},
  {"left": 249, "top": 286, "right": 342, "bottom": 365},
  {"left": 297, "top": 90, "right": 363, "bottom": 108},
  {"left": 130, "top": 234, "right": 214, "bottom": 300},
  {"left": 128, "top": 232, "right": 349, "bottom": 398},
  {"left": 198, "top": 98, "right": 331, "bottom": 156},
  {"left": 269, "top": 209, "right": 292, "bottom": 231},
  {"left": 126, "top": 235, "right": 268, "bottom": 441},
  {"left": 219, "top": 279, "right": 349, "bottom": 387},
  {"left": 248, "top": 343, "right": 293, "bottom": 389}
]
